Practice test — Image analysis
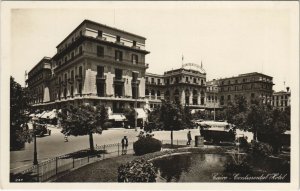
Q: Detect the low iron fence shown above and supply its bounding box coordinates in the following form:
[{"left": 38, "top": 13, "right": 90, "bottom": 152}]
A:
[
  {"left": 11, "top": 139, "right": 203, "bottom": 182},
  {"left": 11, "top": 142, "right": 134, "bottom": 182}
]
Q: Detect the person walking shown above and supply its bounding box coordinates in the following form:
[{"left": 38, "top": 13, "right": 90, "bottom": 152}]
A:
[
  {"left": 121, "top": 136, "right": 128, "bottom": 155},
  {"left": 187, "top": 131, "right": 192, "bottom": 145}
]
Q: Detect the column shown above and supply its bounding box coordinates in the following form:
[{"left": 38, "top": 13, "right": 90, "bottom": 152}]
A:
[{"left": 181, "top": 89, "right": 185, "bottom": 105}]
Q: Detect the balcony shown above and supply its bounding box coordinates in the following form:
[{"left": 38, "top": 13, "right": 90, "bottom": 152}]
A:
[
  {"left": 132, "top": 45, "right": 140, "bottom": 50},
  {"left": 131, "top": 80, "right": 140, "bottom": 86},
  {"left": 97, "top": 36, "right": 107, "bottom": 41},
  {"left": 75, "top": 75, "right": 83, "bottom": 81},
  {"left": 113, "top": 77, "right": 125, "bottom": 84},
  {"left": 61, "top": 81, "right": 67, "bottom": 86},
  {"left": 96, "top": 75, "right": 106, "bottom": 82},
  {"left": 116, "top": 41, "right": 124, "bottom": 45},
  {"left": 68, "top": 78, "right": 74, "bottom": 84}
]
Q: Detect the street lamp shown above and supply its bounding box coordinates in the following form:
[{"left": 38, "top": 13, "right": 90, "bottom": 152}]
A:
[{"left": 32, "top": 116, "right": 38, "bottom": 165}]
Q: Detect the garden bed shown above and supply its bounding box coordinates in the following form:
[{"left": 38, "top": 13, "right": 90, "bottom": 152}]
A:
[{"left": 54, "top": 146, "right": 227, "bottom": 182}]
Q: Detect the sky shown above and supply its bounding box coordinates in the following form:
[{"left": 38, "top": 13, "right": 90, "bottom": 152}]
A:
[{"left": 9, "top": 1, "right": 299, "bottom": 92}]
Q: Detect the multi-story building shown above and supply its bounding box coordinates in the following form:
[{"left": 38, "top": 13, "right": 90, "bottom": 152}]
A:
[
  {"left": 27, "top": 20, "right": 150, "bottom": 114},
  {"left": 217, "top": 72, "right": 274, "bottom": 107},
  {"left": 271, "top": 87, "right": 291, "bottom": 111},
  {"left": 26, "top": 57, "right": 52, "bottom": 104},
  {"left": 205, "top": 79, "right": 221, "bottom": 109},
  {"left": 145, "top": 66, "right": 207, "bottom": 109}
]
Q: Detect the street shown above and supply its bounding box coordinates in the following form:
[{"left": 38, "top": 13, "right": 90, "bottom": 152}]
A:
[{"left": 10, "top": 125, "right": 203, "bottom": 173}]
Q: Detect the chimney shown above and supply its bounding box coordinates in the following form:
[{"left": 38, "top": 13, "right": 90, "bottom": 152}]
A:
[{"left": 286, "top": 87, "right": 290, "bottom": 92}]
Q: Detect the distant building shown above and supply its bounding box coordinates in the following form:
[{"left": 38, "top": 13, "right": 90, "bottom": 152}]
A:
[
  {"left": 271, "top": 87, "right": 291, "bottom": 111},
  {"left": 205, "top": 79, "right": 221, "bottom": 109},
  {"left": 216, "top": 72, "right": 274, "bottom": 106},
  {"left": 145, "top": 65, "right": 207, "bottom": 109},
  {"left": 26, "top": 57, "right": 52, "bottom": 104},
  {"left": 26, "top": 20, "right": 150, "bottom": 115}
]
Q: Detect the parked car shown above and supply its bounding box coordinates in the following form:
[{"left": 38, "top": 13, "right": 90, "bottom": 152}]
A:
[{"left": 34, "top": 123, "right": 51, "bottom": 137}]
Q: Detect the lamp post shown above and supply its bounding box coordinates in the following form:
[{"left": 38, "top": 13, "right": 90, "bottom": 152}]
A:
[{"left": 32, "top": 116, "right": 38, "bottom": 165}]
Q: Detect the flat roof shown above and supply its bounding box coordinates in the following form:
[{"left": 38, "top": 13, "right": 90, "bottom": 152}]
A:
[{"left": 56, "top": 19, "right": 147, "bottom": 48}]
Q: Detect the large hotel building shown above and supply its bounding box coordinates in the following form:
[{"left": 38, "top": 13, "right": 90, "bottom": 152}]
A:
[
  {"left": 27, "top": 20, "right": 278, "bottom": 119},
  {"left": 27, "top": 20, "right": 149, "bottom": 114}
]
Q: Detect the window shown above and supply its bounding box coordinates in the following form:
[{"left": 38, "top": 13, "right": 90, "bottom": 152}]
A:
[
  {"left": 71, "top": 70, "right": 74, "bottom": 80},
  {"left": 98, "top": 30, "right": 103, "bottom": 37},
  {"left": 186, "top": 77, "right": 189, "bottom": 82},
  {"left": 79, "top": 66, "right": 83, "bottom": 77},
  {"left": 133, "top": 40, "right": 137, "bottom": 47},
  {"left": 251, "top": 93, "right": 255, "bottom": 98},
  {"left": 132, "top": 72, "right": 138, "bottom": 82},
  {"left": 227, "top": 95, "right": 231, "bottom": 100},
  {"left": 64, "top": 73, "right": 67, "bottom": 81},
  {"left": 167, "top": 79, "right": 170, "bottom": 85},
  {"left": 235, "top": 79, "right": 238, "bottom": 83},
  {"left": 79, "top": 31, "right": 82, "bottom": 36},
  {"left": 97, "top": 46, "right": 104, "bottom": 57},
  {"left": 193, "top": 78, "right": 197, "bottom": 83},
  {"left": 115, "top": 69, "right": 123, "bottom": 79},
  {"left": 157, "top": 79, "right": 161, "bottom": 84},
  {"left": 116, "top": 35, "right": 121, "bottom": 42},
  {"left": 115, "top": 50, "right": 123, "bottom": 61},
  {"left": 132, "top": 54, "right": 138, "bottom": 64},
  {"left": 79, "top": 46, "right": 82, "bottom": 54},
  {"left": 97, "top": 66, "right": 104, "bottom": 77},
  {"left": 146, "top": 77, "right": 148, "bottom": 83},
  {"left": 71, "top": 52, "right": 74, "bottom": 58},
  {"left": 151, "top": 78, "right": 154, "bottom": 84}
]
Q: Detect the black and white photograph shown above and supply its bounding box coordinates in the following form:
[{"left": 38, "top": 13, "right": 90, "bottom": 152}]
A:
[{"left": 1, "top": 1, "right": 299, "bottom": 190}]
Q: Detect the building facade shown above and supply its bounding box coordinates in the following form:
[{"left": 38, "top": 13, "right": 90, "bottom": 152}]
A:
[
  {"left": 26, "top": 57, "right": 52, "bottom": 104},
  {"left": 217, "top": 72, "right": 274, "bottom": 107},
  {"left": 271, "top": 87, "right": 291, "bottom": 111},
  {"left": 27, "top": 20, "right": 150, "bottom": 114},
  {"left": 205, "top": 79, "right": 221, "bottom": 109},
  {"left": 145, "top": 66, "right": 207, "bottom": 109}
]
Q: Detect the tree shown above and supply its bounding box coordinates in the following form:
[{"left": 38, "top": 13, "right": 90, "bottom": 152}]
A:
[
  {"left": 123, "top": 107, "right": 135, "bottom": 128},
  {"left": 59, "top": 104, "right": 107, "bottom": 152},
  {"left": 10, "top": 76, "right": 31, "bottom": 150}
]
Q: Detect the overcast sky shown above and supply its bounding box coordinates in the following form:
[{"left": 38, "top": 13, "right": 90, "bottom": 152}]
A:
[{"left": 10, "top": 2, "right": 298, "bottom": 91}]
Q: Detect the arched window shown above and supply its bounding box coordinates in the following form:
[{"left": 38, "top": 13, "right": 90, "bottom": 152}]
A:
[{"left": 145, "top": 89, "right": 149, "bottom": 95}]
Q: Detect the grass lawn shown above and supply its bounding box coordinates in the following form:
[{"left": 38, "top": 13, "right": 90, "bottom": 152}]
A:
[{"left": 54, "top": 146, "right": 227, "bottom": 182}]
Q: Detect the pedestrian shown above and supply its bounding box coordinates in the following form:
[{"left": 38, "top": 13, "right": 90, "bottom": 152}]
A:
[
  {"left": 121, "top": 136, "right": 128, "bottom": 155},
  {"left": 187, "top": 131, "right": 192, "bottom": 145},
  {"left": 64, "top": 134, "right": 68, "bottom": 142}
]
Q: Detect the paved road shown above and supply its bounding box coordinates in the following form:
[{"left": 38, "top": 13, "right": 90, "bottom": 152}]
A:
[{"left": 10, "top": 125, "right": 202, "bottom": 173}]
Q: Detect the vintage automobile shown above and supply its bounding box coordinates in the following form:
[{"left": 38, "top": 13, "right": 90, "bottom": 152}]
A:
[
  {"left": 198, "top": 121, "right": 235, "bottom": 144},
  {"left": 34, "top": 123, "right": 51, "bottom": 137}
]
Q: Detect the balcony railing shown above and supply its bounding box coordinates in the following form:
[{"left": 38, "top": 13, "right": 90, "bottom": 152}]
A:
[
  {"left": 68, "top": 78, "right": 74, "bottom": 84},
  {"left": 96, "top": 75, "right": 106, "bottom": 81},
  {"left": 75, "top": 75, "right": 83, "bottom": 81},
  {"left": 113, "top": 77, "right": 125, "bottom": 83}
]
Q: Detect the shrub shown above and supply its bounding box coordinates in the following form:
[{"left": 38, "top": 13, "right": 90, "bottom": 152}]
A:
[
  {"left": 118, "top": 158, "right": 157, "bottom": 182},
  {"left": 249, "top": 141, "right": 273, "bottom": 158},
  {"left": 102, "top": 122, "right": 112, "bottom": 130},
  {"left": 133, "top": 137, "right": 162, "bottom": 156},
  {"left": 237, "top": 136, "right": 250, "bottom": 151}
]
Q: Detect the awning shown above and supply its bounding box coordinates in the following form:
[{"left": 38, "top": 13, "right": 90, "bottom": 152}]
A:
[
  {"left": 41, "top": 110, "right": 54, "bottom": 119},
  {"left": 134, "top": 108, "right": 147, "bottom": 119},
  {"left": 29, "top": 113, "right": 35, "bottom": 117},
  {"left": 109, "top": 114, "right": 126, "bottom": 121},
  {"left": 198, "top": 121, "right": 229, "bottom": 127},
  {"left": 48, "top": 109, "right": 58, "bottom": 119},
  {"left": 36, "top": 111, "right": 47, "bottom": 118}
]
